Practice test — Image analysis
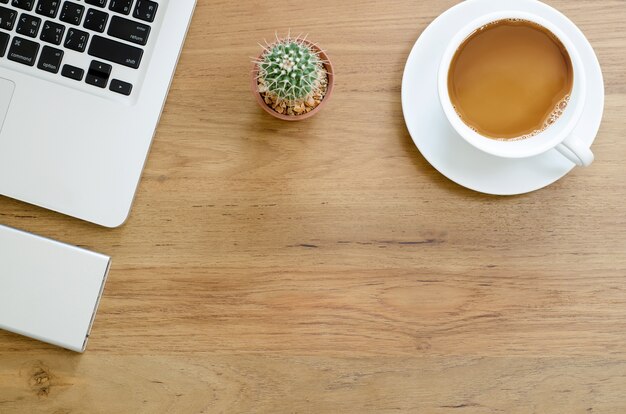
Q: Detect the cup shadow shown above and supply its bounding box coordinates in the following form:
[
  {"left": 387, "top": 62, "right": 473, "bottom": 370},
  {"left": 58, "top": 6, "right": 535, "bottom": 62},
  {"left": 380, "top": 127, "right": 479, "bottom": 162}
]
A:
[{"left": 391, "top": 20, "right": 532, "bottom": 202}]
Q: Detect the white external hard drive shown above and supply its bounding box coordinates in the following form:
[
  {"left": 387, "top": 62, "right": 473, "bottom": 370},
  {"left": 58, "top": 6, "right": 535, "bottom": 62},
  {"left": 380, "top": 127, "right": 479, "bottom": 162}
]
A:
[{"left": 0, "top": 225, "right": 110, "bottom": 352}]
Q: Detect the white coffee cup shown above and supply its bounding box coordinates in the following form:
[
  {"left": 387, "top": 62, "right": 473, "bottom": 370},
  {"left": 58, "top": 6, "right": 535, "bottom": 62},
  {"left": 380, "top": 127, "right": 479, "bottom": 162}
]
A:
[{"left": 438, "top": 11, "right": 594, "bottom": 167}]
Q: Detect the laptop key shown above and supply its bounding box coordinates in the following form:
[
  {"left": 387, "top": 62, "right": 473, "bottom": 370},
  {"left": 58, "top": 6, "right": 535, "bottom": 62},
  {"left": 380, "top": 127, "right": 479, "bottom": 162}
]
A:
[
  {"left": 133, "top": 0, "right": 156, "bottom": 23},
  {"left": 35, "top": 0, "right": 60, "bottom": 18},
  {"left": 85, "top": 0, "right": 107, "bottom": 7},
  {"left": 109, "top": 0, "right": 132, "bottom": 15},
  {"left": 64, "top": 27, "right": 88, "bottom": 51},
  {"left": 83, "top": 8, "right": 107, "bottom": 33},
  {"left": 0, "top": 31, "right": 9, "bottom": 57},
  {"left": 85, "top": 59, "right": 111, "bottom": 88},
  {"left": 40, "top": 20, "right": 64, "bottom": 44},
  {"left": 12, "top": 0, "right": 34, "bottom": 11},
  {"left": 59, "top": 1, "right": 83, "bottom": 25},
  {"left": 0, "top": 6, "right": 17, "bottom": 30},
  {"left": 88, "top": 35, "right": 142, "bottom": 69},
  {"left": 7, "top": 36, "right": 39, "bottom": 66},
  {"left": 61, "top": 63, "right": 83, "bottom": 80},
  {"left": 37, "top": 44, "right": 63, "bottom": 73},
  {"left": 110, "top": 78, "right": 131, "bottom": 95},
  {"left": 107, "top": 15, "right": 149, "bottom": 46},
  {"left": 16, "top": 13, "right": 41, "bottom": 38}
]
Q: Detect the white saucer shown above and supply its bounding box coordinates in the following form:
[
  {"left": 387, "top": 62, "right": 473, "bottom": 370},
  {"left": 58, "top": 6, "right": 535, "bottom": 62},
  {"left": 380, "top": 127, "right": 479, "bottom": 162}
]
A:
[{"left": 401, "top": 0, "right": 604, "bottom": 195}]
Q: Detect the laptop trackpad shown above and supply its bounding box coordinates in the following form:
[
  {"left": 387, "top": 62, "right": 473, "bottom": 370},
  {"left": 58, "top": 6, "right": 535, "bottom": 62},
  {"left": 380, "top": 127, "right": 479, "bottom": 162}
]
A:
[{"left": 0, "top": 78, "right": 15, "bottom": 133}]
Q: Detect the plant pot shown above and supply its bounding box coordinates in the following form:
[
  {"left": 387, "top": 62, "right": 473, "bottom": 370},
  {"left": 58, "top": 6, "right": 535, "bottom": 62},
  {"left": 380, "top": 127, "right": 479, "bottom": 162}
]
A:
[{"left": 251, "top": 40, "right": 335, "bottom": 121}]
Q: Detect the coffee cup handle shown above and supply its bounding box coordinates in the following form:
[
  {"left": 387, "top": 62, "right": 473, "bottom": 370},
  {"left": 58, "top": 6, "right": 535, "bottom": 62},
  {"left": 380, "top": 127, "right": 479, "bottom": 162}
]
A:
[{"left": 556, "top": 134, "right": 594, "bottom": 167}]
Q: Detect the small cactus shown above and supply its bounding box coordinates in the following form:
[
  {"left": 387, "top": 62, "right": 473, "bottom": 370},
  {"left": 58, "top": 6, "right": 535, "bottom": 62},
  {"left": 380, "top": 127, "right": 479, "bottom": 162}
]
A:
[{"left": 254, "top": 34, "right": 328, "bottom": 115}]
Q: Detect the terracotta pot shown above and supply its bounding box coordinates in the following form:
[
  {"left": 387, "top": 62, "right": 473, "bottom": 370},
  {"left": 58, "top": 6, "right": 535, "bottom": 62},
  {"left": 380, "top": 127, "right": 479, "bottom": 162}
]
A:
[{"left": 251, "top": 40, "right": 334, "bottom": 121}]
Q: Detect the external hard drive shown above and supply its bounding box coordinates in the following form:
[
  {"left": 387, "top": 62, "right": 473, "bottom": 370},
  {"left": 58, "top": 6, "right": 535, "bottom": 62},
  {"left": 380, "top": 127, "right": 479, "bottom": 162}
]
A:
[{"left": 0, "top": 224, "right": 110, "bottom": 352}]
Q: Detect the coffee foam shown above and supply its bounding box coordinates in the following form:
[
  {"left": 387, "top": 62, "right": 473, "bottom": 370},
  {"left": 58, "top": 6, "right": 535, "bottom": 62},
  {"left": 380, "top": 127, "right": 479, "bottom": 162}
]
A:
[
  {"left": 491, "top": 95, "right": 570, "bottom": 141},
  {"left": 476, "top": 18, "right": 527, "bottom": 32},
  {"left": 454, "top": 95, "right": 570, "bottom": 141},
  {"left": 452, "top": 105, "right": 478, "bottom": 133}
]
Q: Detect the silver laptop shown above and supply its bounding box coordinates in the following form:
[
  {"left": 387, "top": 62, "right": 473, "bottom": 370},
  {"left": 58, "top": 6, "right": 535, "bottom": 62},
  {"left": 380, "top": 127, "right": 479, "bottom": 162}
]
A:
[{"left": 0, "top": 0, "right": 196, "bottom": 227}]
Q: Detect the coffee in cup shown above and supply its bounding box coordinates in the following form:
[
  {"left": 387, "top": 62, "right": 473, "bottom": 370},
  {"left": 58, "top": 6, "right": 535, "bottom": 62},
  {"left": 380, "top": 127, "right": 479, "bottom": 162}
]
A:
[
  {"left": 438, "top": 11, "right": 594, "bottom": 167},
  {"left": 448, "top": 19, "right": 573, "bottom": 141}
]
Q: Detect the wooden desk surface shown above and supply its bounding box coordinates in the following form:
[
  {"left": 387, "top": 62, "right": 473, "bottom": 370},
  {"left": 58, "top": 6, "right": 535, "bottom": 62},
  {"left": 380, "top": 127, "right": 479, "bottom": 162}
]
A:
[{"left": 1, "top": 1, "right": 625, "bottom": 412}]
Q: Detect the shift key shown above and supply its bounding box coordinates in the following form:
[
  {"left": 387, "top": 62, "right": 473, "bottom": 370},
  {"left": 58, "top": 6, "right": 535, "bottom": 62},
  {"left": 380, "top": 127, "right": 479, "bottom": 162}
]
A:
[{"left": 88, "top": 35, "right": 143, "bottom": 69}]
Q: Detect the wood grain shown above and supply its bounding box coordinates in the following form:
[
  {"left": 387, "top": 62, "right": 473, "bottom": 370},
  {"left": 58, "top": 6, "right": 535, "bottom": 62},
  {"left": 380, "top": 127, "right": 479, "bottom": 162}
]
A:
[{"left": 1, "top": 0, "right": 625, "bottom": 412}]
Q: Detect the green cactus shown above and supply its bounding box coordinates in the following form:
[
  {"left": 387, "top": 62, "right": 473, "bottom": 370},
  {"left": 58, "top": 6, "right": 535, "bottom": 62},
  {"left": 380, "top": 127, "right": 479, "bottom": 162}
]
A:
[{"left": 256, "top": 36, "right": 326, "bottom": 104}]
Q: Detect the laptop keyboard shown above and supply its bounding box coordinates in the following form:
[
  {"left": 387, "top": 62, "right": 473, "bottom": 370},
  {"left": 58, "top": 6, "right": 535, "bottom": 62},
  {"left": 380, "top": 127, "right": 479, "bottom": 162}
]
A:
[{"left": 0, "top": 0, "right": 160, "bottom": 98}]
